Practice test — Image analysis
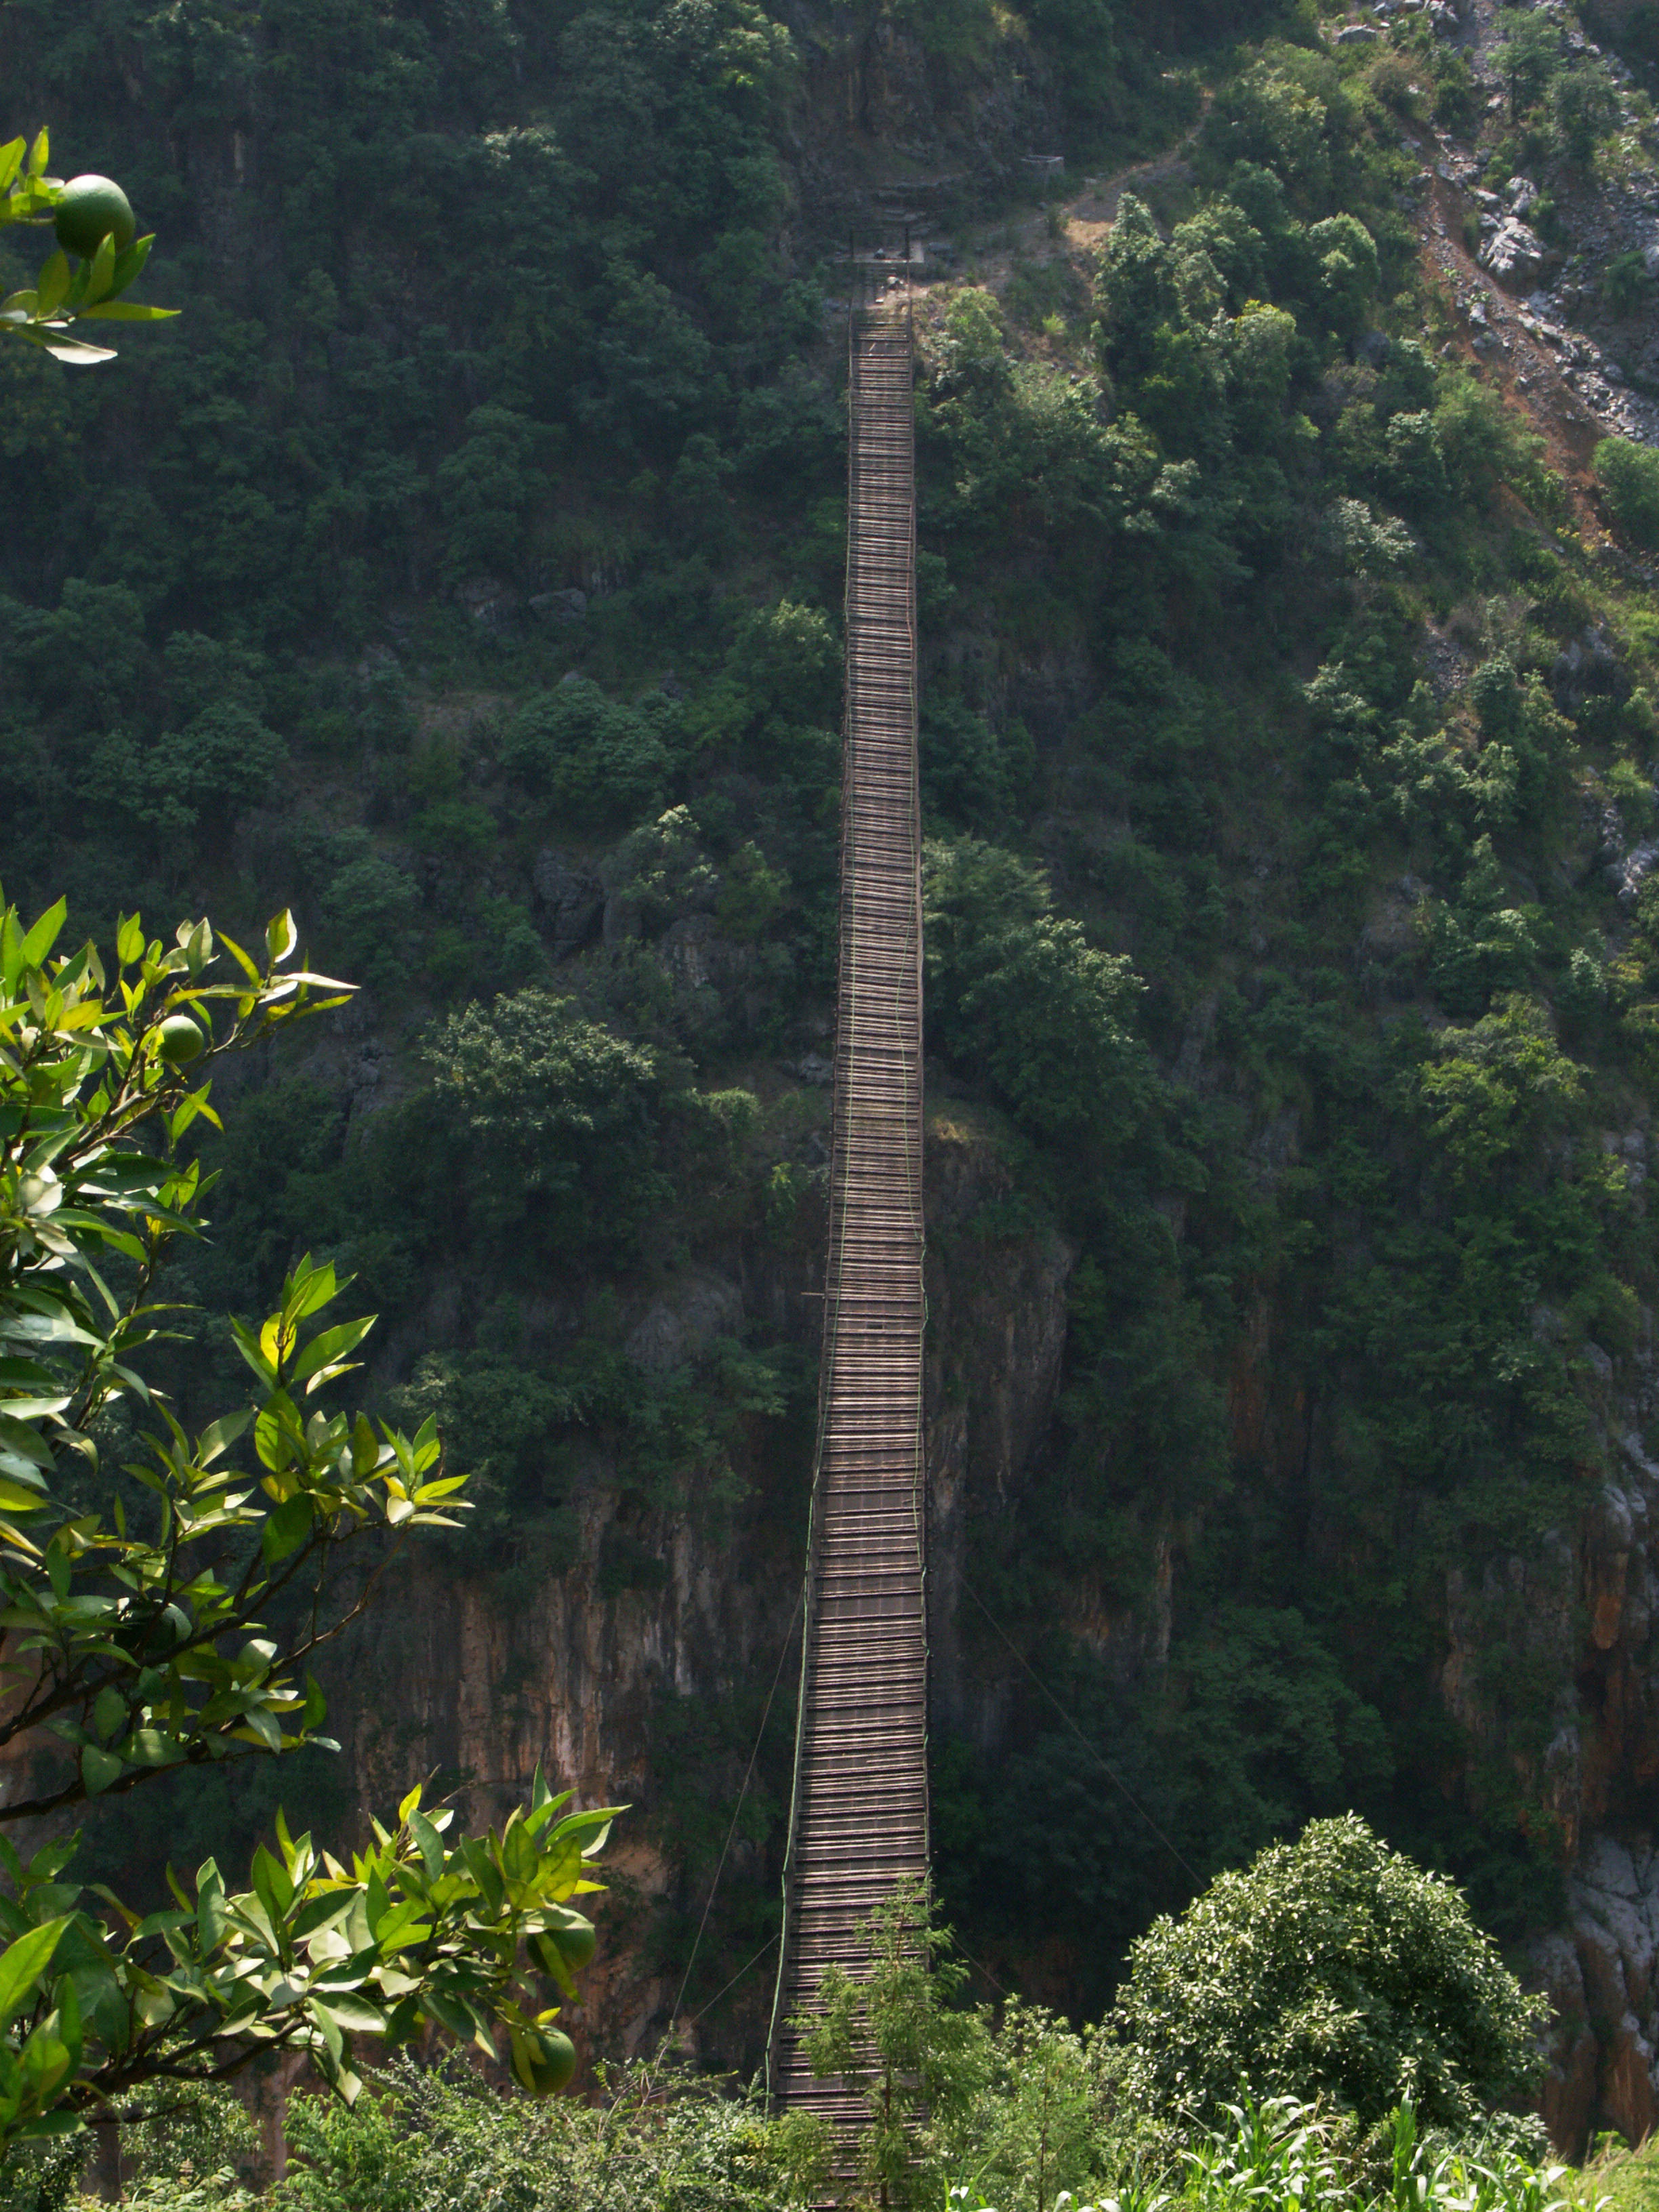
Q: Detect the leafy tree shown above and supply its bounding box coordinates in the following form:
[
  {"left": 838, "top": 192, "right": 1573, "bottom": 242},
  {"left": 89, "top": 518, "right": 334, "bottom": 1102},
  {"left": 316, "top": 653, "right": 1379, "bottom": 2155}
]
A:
[
  {"left": 1552, "top": 60, "right": 1620, "bottom": 167},
  {"left": 1112, "top": 1814, "right": 1547, "bottom": 2130},
  {"left": 1595, "top": 436, "right": 1659, "bottom": 548},
  {"left": 1307, "top": 213, "right": 1378, "bottom": 337},
  {"left": 1, "top": 132, "right": 172, "bottom": 363},
  {"left": 0, "top": 892, "right": 617, "bottom": 2142},
  {"left": 1202, "top": 56, "right": 1338, "bottom": 201},
  {"left": 422, "top": 988, "right": 670, "bottom": 1252},
  {"left": 1492, "top": 12, "right": 1561, "bottom": 122},
  {"left": 923, "top": 838, "right": 1151, "bottom": 1148},
  {"left": 435, "top": 407, "right": 556, "bottom": 584},
  {"left": 795, "top": 1880, "right": 987, "bottom": 2211},
  {"left": 1095, "top": 197, "right": 1179, "bottom": 388},
  {"left": 933, "top": 2002, "right": 1116, "bottom": 2212},
  {"left": 500, "top": 680, "right": 681, "bottom": 830}
]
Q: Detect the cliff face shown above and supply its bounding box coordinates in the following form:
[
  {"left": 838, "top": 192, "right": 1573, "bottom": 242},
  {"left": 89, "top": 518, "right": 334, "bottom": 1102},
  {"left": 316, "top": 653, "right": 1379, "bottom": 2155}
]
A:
[
  {"left": 1521, "top": 1389, "right": 1659, "bottom": 2151},
  {"left": 333, "top": 1109, "right": 1075, "bottom": 2074}
]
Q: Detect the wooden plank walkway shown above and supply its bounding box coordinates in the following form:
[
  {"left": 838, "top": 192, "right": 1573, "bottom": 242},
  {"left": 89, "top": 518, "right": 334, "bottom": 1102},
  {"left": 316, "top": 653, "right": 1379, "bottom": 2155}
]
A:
[{"left": 767, "top": 285, "right": 928, "bottom": 2148}]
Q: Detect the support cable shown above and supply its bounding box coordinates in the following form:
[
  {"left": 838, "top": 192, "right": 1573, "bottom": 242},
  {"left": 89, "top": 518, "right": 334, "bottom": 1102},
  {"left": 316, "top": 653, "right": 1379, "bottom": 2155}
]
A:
[
  {"left": 959, "top": 1578, "right": 1202, "bottom": 1885},
  {"left": 667, "top": 1593, "right": 804, "bottom": 2038}
]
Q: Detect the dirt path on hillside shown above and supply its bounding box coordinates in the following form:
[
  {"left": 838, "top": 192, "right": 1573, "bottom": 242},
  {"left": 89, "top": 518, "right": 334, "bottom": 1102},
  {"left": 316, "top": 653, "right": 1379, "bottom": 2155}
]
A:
[{"left": 1389, "top": 0, "right": 1659, "bottom": 556}]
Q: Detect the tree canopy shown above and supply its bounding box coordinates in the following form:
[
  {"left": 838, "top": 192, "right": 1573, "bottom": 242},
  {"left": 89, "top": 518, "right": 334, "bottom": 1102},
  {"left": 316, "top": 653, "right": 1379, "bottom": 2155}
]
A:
[{"left": 1112, "top": 1816, "right": 1547, "bottom": 2130}]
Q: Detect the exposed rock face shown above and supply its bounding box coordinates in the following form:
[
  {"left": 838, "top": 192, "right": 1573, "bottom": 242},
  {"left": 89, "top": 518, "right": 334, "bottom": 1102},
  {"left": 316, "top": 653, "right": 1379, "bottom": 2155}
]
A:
[
  {"left": 783, "top": 0, "right": 1058, "bottom": 241},
  {"left": 1535, "top": 1839, "right": 1659, "bottom": 2152},
  {"left": 1516, "top": 1399, "right": 1659, "bottom": 2150},
  {"left": 531, "top": 850, "right": 603, "bottom": 958},
  {"left": 1481, "top": 218, "right": 1547, "bottom": 289},
  {"left": 333, "top": 1110, "right": 1076, "bottom": 2074}
]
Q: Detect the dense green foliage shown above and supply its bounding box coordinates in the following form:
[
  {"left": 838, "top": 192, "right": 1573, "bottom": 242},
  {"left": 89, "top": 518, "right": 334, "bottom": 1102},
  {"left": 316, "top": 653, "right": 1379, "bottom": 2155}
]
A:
[
  {"left": 40, "top": 2084, "right": 1595, "bottom": 2212},
  {"left": 1595, "top": 438, "right": 1659, "bottom": 548},
  {"left": 1113, "top": 1816, "right": 1547, "bottom": 2131},
  {"left": 6, "top": 0, "right": 1659, "bottom": 2076}
]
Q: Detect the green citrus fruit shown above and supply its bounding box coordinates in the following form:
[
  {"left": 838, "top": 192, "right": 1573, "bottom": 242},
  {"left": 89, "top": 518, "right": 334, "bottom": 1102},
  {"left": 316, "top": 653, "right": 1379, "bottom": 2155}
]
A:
[
  {"left": 54, "top": 176, "right": 137, "bottom": 260},
  {"left": 155, "top": 1014, "right": 205, "bottom": 1065},
  {"left": 512, "top": 2026, "right": 577, "bottom": 2097}
]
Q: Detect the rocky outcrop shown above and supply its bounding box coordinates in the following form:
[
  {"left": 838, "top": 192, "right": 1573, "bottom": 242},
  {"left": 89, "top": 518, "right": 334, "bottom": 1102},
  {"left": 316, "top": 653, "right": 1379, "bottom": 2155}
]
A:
[
  {"left": 1515, "top": 1409, "right": 1659, "bottom": 2150},
  {"left": 532, "top": 850, "right": 603, "bottom": 958},
  {"left": 1480, "top": 217, "right": 1547, "bottom": 289},
  {"left": 1535, "top": 1838, "right": 1659, "bottom": 2153}
]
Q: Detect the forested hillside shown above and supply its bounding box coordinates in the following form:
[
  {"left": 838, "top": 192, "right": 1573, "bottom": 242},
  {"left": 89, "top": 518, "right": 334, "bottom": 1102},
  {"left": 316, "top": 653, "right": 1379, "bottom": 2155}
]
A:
[{"left": 9, "top": 0, "right": 1659, "bottom": 2148}]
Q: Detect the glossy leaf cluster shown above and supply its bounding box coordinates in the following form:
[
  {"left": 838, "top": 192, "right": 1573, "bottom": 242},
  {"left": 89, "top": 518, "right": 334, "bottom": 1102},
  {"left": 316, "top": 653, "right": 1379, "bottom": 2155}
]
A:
[
  {"left": 0, "top": 1774, "right": 613, "bottom": 2141},
  {"left": 0, "top": 893, "right": 620, "bottom": 2139},
  {"left": 0, "top": 130, "right": 174, "bottom": 363}
]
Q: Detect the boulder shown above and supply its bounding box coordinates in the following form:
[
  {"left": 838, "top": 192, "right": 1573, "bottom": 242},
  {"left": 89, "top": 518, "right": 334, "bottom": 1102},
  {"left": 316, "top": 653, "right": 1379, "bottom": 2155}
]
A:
[
  {"left": 528, "top": 588, "right": 588, "bottom": 622},
  {"left": 1481, "top": 218, "right": 1547, "bottom": 288},
  {"left": 531, "top": 850, "right": 604, "bottom": 957}
]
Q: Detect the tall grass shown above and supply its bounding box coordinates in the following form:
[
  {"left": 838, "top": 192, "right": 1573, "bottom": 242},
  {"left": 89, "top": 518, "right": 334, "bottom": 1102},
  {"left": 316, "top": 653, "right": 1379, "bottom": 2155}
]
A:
[{"left": 951, "top": 2097, "right": 1603, "bottom": 2212}]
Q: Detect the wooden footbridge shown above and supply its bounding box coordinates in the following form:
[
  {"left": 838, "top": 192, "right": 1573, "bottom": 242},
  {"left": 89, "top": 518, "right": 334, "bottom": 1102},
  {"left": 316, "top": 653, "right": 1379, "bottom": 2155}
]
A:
[{"left": 766, "top": 262, "right": 930, "bottom": 2137}]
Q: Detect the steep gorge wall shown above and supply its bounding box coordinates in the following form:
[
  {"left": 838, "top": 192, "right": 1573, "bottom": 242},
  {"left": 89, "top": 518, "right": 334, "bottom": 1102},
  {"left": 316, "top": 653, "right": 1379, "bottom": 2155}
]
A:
[{"left": 331, "top": 1114, "right": 1075, "bottom": 2076}]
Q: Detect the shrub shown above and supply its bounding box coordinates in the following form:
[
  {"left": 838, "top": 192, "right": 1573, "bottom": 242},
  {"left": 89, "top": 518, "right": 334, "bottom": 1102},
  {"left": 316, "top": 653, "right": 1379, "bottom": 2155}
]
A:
[
  {"left": 423, "top": 988, "right": 669, "bottom": 1251},
  {"left": 501, "top": 678, "right": 681, "bottom": 828},
  {"left": 1112, "top": 1814, "right": 1547, "bottom": 2130},
  {"left": 276, "top": 2055, "right": 819, "bottom": 2212},
  {"left": 1595, "top": 436, "right": 1659, "bottom": 548},
  {"left": 1602, "top": 249, "right": 1651, "bottom": 319},
  {"left": 924, "top": 837, "right": 1151, "bottom": 1147},
  {"left": 320, "top": 852, "right": 422, "bottom": 991}
]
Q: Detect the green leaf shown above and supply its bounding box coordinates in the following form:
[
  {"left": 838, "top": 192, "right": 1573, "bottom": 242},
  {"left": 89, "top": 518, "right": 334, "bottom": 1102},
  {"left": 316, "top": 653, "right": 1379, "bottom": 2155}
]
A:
[
  {"left": 350, "top": 1414, "right": 380, "bottom": 1478},
  {"left": 289, "top": 1315, "right": 375, "bottom": 1392},
  {"left": 80, "top": 1745, "right": 123, "bottom": 1796},
  {"left": 308, "top": 1996, "right": 345, "bottom": 2064},
  {"left": 291, "top": 1892, "right": 352, "bottom": 1942},
  {"left": 0, "top": 140, "right": 24, "bottom": 193},
  {"left": 261, "top": 1493, "right": 314, "bottom": 1565},
  {"left": 197, "top": 1408, "right": 251, "bottom": 1466},
  {"left": 251, "top": 1843, "right": 294, "bottom": 1925},
  {"left": 107, "top": 234, "right": 155, "bottom": 297},
  {"left": 79, "top": 301, "right": 179, "bottom": 322},
  {"left": 81, "top": 232, "right": 117, "bottom": 307},
  {"left": 18, "top": 899, "right": 66, "bottom": 969},
  {"left": 0, "top": 1920, "right": 70, "bottom": 2028},
  {"left": 34, "top": 254, "right": 69, "bottom": 319},
  {"left": 254, "top": 1401, "right": 297, "bottom": 1475},
  {"left": 91, "top": 1688, "right": 125, "bottom": 1745},
  {"left": 407, "top": 1809, "right": 445, "bottom": 1881},
  {"left": 197, "top": 1862, "right": 227, "bottom": 1950},
  {"left": 266, "top": 911, "right": 298, "bottom": 965},
  {"left": 27, "top": 129, "right": 47, "bottom": 179},
  {"left": 115, "top": 913, "right": 144, "bottom": 967}
]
